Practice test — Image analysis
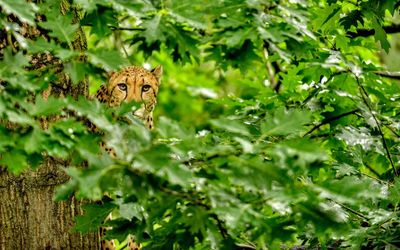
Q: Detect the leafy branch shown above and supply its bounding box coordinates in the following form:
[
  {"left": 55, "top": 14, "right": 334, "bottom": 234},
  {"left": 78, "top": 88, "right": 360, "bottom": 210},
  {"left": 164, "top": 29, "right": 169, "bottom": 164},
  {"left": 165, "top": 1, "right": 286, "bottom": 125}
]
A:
[
  {"left": 304, "top": 109, "right": 360, "bottom": 136},
  {"left": 263, "top": 41, "right": 283, "bottom": 92},
  {"left": 158, "top": 185, "right": 255, "bottom": 249},
  {"left": 355, "top": 76, "right": 399, "bottom": 177},
  {"left": 109, "top": 26, "right": 145, "bottom": 31},
  {"left": 347, "top": 23, "right": 400, "bottom": 38},
  {"left": 125, "top": 165, "right": 233, "bottom": 244},
  {"left": 374, "top": 71, "right": 400, "bottom": 80}
]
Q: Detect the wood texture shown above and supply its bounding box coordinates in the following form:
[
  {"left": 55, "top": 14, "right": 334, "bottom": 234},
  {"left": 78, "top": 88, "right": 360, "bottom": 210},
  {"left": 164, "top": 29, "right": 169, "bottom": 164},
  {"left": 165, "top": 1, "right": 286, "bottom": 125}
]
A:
[{"left": 0, "top": 161, "right": 99, "bottom": 250}]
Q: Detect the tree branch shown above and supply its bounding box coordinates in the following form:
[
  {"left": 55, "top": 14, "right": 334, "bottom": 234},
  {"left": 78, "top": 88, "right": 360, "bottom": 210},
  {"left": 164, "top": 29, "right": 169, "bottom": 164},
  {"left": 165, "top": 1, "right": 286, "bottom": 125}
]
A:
[
  {"left": 383, "top": 123, "right": 400, "bottom": 138},
  {"left": 235, "top": 243, "right": 257, "bottom": 250},
  {"left": 355, "top": 76, "right": 399, "bottom": 177},
  {"left": 263, "top": 41, "right": 283, "bottom": 93},
  {"left": 374, "top": 71, "right": 400, "bottom": 80},
  {"left": 363, "top": 162, "right": 382, "bottom": 179},
  {"left": 109, "top": 26, "right": 145, "bottom": 31},
  {"left": 347, "top": 23, "right": 400, "bottom": 38},
  {"left": 158, "top": 185, "right": 230, "bottom": 240},
  {"left": 329, "top": 199, "right": 369, "bottom": 221},
  {"left": 304, "top": 109, "right": 359, "bottom": 136}
]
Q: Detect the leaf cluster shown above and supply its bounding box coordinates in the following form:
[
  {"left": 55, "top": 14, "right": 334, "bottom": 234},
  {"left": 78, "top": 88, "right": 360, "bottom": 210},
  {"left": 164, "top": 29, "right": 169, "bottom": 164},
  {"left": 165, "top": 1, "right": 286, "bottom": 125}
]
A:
[{"left": 1, "top": 0, "right": 400, "bottom": 249}]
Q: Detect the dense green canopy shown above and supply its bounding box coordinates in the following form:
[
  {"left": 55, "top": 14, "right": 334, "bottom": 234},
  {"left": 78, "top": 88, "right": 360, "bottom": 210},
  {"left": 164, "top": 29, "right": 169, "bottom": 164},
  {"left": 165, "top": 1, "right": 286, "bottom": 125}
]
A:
[{"left": 1, "top": 0, "right": 400, "bottom": 249}]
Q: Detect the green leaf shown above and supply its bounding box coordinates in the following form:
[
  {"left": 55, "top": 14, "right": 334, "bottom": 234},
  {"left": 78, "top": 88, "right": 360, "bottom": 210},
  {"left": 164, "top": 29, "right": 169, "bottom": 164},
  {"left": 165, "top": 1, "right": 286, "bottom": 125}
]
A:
[
  {"left": 22, "top": 127, "right": 47, "bottom": 154},
  {"left": 87, "top": 49, "right": 128, "bottom": 71},
  {"left": 66, "top": 167, "right": 104, "bottom": 200},
  {"left": 74, "top": 202, "right": 117, "bottom": 233},
  {"left": 389, "top": 178, "right": 400, "bottom": 205},
  {"left": 157, "top": 116, "right": 189, "bottom": 139},
  {"left": 39, "top": 14, "right": 79, "bottom": 46},
  {"left": 372, "top": 18, "right": 390, "bottom": 53},
  {"left": 0, "top": 0, "right": 38, "bottom": 25},
  {"left": 322, "top": 6, "right": 341, "bottom": 26},
  {"left": 81, "top": 6, "right": 117, "bottom": 37},
  {"left": 224, "top": 28, "right": 257, "bottom": 48},
  {"left": 0, "top": 127, "right": 15, "bottom": 150},
  {"left": 103, "top": 218, "right": 137, "bottom": 241},
  {"left": 261, "top": 108, "right": 311, "bottom": 136},
  {"left": 161, "top": 163, "right": 193, "bottom": 187},
  {"left": 168, "top": 24, "right": 200, "bottom": 62},
  {"left": 339, "top": 10, "right": 363, "bottom": 30},
  {"left": 73, "top": 0, "right": 105, "bottom": 12},
  {"left": 0, "top": 150, "right": 28, "bottom": 174},
  {"left": 54, "top": 179, "right": 78, "bottom": 201},
  {"left": 234, "top": 137, "right": 254, "bottom": 154},
  {"left": 6, "top": 110, "right": 34, "bottom": 125},
  {"left": 110, "top": 0, "right": 148, "bottom": 15},
  {"left": 210, "top": 118, "right": 250, "bottom": 136},
  {"left": 168, "top": 0, "right": 210, "bottom": 29},
  {"left": 275, "top": 138, "right": 328, "bottom": 167},
  {"left": 142, "top": 14, "right": 165, "bottom": 44},
  {"left": 320, "top": 176, "right": 383, "bottom": 203},
  {"left": 64, "top": 61, "right": 88, "bottom": 84},
  {"left": 119, "top": 202, "right": 143, "bottom": 220},
  {"left": 51, "top": 118, "right": 87, "bottom": 135},
  {"left": 28, "top": 96, "right": 65, "bottom": 116},
  {"left": 2, "top": 49, "right": 30, "bottom": 69},
  {"left": 28, "top": 37, "right": 77, "bottom": 60},
  {"left": 136, "top": 144, "right": 172, "bottom": 172}
]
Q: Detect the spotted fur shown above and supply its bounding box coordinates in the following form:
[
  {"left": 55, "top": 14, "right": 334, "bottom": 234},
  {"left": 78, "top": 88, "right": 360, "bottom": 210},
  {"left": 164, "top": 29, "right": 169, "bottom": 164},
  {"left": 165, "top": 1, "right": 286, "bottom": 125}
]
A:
[
  {"left": 95, "top": 65, "right": 162, "bottom": 130},
  {"left": 96, "top": 65, "right": 162, "bottom": 250}
]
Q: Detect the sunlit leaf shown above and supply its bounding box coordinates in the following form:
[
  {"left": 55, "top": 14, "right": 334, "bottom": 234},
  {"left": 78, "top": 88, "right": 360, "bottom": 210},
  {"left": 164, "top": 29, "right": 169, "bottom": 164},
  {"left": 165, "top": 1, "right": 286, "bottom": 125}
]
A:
[
  {"left": 74, "top": 202, "right": 117, "bottom": 233},
  {"left": 0, "top": 0, "right": 38, "bottom": 25}
]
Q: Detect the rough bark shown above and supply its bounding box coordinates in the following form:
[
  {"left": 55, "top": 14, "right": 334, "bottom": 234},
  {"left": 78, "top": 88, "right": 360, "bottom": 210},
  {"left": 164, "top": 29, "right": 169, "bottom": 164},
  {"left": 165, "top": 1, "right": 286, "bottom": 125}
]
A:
[
  {"left": 0, "top": 1, "right": 98, "bottom": 249},
  {"left": 0, "top": 161, "right": 99, "bottom": 250}
]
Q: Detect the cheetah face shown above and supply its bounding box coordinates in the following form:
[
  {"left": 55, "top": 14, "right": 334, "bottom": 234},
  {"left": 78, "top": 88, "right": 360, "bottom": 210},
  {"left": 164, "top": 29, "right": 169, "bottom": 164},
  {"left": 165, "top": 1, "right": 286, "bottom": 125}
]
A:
[{"left": 107, "top": 66, "right": 162, "bottom": 121}]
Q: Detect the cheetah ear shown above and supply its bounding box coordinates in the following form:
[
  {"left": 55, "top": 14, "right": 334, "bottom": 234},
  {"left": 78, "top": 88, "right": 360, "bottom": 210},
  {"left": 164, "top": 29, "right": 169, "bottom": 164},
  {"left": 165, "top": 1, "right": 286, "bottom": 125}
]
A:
[
  {"left": 151, "top": 65, "right": 163, "bottom": 83},
  {"left": 107, "top": 71, "right": 116, "bottom": 79}
]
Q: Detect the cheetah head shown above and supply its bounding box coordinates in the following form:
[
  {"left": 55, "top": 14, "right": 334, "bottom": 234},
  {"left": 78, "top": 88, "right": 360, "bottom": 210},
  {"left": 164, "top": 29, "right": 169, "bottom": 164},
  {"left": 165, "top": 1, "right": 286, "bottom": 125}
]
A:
[{"left": 104, "top": 65, "right": 163, "bottom": 129}]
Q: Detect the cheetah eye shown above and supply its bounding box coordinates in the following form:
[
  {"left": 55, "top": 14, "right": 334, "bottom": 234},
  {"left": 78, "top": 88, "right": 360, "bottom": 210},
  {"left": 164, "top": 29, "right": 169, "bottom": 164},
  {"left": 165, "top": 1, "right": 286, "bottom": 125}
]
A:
[
  {"left": 117, "top": 83, "right": 127, "bottom": 91},
  {"left": 142, "top": 84, "right": 151, "bottom": 92}
]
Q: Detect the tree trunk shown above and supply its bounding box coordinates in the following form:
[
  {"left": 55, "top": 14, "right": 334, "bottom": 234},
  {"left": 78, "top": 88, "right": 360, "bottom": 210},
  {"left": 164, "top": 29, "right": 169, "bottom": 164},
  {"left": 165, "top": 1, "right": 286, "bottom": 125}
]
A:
[
  {"left": 0, "top": 161, "right": 99, "bottom": 250},
  {"left": 0, "top": 2, "right": 99, "bottom": 249}
]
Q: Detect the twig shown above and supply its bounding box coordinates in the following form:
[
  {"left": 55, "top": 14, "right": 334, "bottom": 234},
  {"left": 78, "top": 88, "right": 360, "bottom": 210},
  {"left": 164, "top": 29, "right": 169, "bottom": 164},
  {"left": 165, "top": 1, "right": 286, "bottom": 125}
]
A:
[
  {"left": 263, "top": 41, "right": 282, "bottom": 93},
  {"left": 383, "top": 123, "right": 400, "bottom": 138},
  {"left": 329, "top": 199, "right": 370, "bottom": 221},
  {"left": 374, "top": 71, "right": 400, "bottom": 80},
  {"left": 358, "top": 170, "right": 388, "bottom": 185},
  {"left": 304, "top": 109, "right": 359, "bottom": 136},
  {"left": 347, "top": 23, "right": 400, "bottom": 38},
  {"left": 301, "top": 71, "right": 348, "bottom": 108},
  {"left": 355, "top": 76, "right": 399, "bottom": 177},
  {"left": 181, "top": 153, "right": 235, "bottom": 165},
  {"left": 235, "top": 243, "right": 257, "bottom": 250},
  {"left": 158, "top": 185, "right": 229, "bottom": 239},
  {"left": 263, "top": 47, "right": 278, "bottom": 88},
  {"left": 210, "top": 213, "right": 229, "bottom": 239},
  {"left": 7, "top": 32, "right": 17, "bottom": 52},
  {"left": 112, "top": 28, "right": 132, "bottom": 63},
  {"left": 363, "top": 162, "right": 382, "bottom": 179},
  {"left": 109, "top": 26, "right": 145, "bottom": 31},
  {"left": 379, "top": 240, "right": 400, "bottom": 249},
  {"left": 127, "top": 167, "right": 233, "bottom": 241}
]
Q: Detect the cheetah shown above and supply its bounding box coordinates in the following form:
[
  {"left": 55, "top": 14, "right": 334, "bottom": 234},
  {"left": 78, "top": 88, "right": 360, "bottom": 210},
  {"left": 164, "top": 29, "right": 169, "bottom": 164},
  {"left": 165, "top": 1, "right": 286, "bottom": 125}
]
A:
[
  {"left": 95, "top": 65, "right": 163, "bottom": 250},
  {"left": 95, "top": 65, "right": 162, "bottom": 130}
]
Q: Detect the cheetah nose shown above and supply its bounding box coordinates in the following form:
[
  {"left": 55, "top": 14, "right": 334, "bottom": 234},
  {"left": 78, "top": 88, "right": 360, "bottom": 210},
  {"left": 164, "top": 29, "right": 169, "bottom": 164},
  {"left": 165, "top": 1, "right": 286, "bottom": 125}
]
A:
[{"left": 133, "top": 108, "right": 145, "bottom": 119}]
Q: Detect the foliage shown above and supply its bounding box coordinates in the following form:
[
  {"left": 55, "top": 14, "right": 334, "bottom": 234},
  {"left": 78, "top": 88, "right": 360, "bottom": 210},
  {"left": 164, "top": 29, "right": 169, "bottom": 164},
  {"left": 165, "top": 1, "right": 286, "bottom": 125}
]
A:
[{"left": 1, "top": 0, "right": 400, "bottom": 249}]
